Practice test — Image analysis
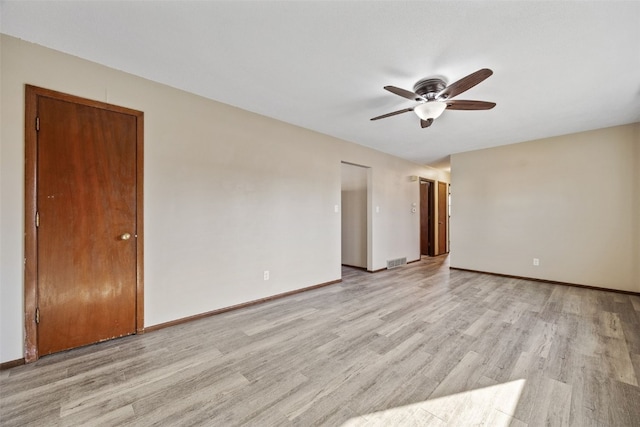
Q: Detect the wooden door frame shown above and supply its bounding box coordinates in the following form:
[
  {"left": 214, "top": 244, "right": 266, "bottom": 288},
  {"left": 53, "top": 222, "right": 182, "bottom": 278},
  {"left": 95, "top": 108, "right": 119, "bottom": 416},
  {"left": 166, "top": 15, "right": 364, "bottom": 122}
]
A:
[
  {"left": 24, "top": 85, "right": 144, "bottom": 362},
  {"left": 437, "top": 181, "right": 449, "bottom": 255},
  {"left": 419, "top": 178, "right": 435, "bottom": 257}
]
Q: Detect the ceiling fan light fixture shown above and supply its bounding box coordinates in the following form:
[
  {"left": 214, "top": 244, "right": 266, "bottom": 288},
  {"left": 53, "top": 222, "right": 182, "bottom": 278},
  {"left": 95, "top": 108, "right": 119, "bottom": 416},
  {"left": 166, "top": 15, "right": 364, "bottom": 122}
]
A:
[{"left": 414, "top": 101, "right": 447, "bottom": 120}]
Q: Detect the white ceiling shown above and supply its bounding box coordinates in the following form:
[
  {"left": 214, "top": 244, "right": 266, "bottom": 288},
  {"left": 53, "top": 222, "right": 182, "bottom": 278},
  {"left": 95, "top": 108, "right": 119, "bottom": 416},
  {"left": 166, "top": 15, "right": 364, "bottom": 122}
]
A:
[{"left": 2, "top": 1, "right": 639, "bottom": 169}]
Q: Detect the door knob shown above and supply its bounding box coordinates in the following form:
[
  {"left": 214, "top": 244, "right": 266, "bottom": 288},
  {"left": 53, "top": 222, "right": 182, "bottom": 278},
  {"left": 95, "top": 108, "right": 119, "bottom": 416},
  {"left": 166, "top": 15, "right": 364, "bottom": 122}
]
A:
[{"left": 120, "top": 233, "right": 131, "bottom": 240}]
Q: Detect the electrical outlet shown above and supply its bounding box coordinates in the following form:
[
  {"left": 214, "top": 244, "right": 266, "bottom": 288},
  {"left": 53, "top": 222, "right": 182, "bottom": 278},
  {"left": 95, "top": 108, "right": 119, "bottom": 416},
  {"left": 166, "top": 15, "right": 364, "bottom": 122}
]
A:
[
  {"left": 533, "top": 258, "right": 540, "bottom": 266},
  {"left": 263, "top": 270, "right": 269, "bottom": 280}
]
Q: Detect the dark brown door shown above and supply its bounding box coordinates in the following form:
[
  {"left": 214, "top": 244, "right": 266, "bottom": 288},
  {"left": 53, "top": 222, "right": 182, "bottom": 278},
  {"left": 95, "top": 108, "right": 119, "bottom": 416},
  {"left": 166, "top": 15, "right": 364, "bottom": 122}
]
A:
[
  {"left": 420, "top": 180, "right": 435, "bottom": 256},
  {"left": 438, "top": 181, "right": 448, "bottom": 255},
  {"left": 36, "top": 95, "right": 138, "bottom": 355}
]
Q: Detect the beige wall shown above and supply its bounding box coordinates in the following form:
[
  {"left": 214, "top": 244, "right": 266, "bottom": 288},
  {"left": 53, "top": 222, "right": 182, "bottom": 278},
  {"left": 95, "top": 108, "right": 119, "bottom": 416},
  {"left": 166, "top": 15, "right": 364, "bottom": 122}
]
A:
[
  {"left": 450, "top": 123, "right": 640, "bottom": 292},
  {"left": 0, "top": 34, "right": 449, "bottom": 363}
]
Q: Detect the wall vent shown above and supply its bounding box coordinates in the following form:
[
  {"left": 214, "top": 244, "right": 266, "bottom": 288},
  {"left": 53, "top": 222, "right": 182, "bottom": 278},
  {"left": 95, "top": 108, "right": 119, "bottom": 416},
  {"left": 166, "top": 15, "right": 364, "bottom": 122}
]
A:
[{"left": 386, "top": 257, "right": 407, "bottom": 269}]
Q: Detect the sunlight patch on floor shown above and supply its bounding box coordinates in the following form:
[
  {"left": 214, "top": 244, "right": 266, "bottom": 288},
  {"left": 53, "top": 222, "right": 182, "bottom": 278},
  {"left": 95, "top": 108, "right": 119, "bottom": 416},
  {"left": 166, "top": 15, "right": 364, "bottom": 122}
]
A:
[{"left": 342, "top": 379, "right": 526, "bottom": 426}]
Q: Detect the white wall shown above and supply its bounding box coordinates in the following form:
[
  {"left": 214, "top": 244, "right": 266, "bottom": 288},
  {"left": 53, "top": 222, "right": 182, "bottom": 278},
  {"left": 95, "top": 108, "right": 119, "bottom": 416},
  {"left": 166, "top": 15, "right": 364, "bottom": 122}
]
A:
[
  {"left": 0, "top": 35, "right": 449, "bottom": 363},
  {"left": 450, "top": 123, "right": 640, "bottom": 292}
]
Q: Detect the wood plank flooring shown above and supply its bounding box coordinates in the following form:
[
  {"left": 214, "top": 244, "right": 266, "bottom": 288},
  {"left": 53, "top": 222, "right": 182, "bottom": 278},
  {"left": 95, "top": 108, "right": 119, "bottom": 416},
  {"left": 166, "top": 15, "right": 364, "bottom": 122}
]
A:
[{"left": 1, "top": 256, "right": 639, "bottom": 426}]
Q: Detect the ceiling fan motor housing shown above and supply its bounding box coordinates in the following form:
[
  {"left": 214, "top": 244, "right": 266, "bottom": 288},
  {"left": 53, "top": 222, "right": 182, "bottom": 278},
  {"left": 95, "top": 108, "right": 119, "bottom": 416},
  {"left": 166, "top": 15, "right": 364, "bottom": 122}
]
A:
[{"left": 413, "top": 78, "right": 447, "bottom": 100}]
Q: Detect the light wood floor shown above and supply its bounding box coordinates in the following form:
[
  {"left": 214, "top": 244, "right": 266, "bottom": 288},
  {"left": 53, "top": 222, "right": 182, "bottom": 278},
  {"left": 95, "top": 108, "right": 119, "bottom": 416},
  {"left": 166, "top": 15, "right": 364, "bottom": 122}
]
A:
[{"left": 1, "top": 256, "right": 639, "bottom": 426}]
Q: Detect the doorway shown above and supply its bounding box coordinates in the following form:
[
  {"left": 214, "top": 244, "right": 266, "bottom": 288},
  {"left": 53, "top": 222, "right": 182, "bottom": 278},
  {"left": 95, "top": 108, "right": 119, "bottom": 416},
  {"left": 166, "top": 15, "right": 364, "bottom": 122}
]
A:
[
  {"left": 24, "top": 85, "right": 144, "bottom": 362},
  {"left": 420, "top": 179, "right": 435, "bottom": 257},
  {"left": 341, "top": 162, "right": 370, "bottom": 270}
]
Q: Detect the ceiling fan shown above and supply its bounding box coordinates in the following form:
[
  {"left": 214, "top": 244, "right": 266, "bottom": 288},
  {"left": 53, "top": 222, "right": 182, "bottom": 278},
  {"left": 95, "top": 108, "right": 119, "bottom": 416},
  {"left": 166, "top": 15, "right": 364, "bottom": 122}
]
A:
[{"left": 371, "top": 68, "right": 496, "bottom": 128}]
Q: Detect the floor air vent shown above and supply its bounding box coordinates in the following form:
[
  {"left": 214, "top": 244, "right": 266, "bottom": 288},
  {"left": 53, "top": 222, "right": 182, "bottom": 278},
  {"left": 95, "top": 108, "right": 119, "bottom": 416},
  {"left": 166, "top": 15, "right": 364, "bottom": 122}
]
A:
[{"left": 387, "top": 257, "right": 407, "bottom": 269}]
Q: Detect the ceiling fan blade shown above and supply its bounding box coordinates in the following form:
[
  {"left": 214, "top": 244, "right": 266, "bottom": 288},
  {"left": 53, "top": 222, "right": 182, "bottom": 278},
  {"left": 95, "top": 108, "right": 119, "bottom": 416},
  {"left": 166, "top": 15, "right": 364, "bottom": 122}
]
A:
[
  {"left": 420, "top": 118, "right": 434, "bottom": 128},
  {"left": 370, "top": 107, "right": 414, "bottom": 121},
  {"left": 384, "top": 86, "right": 424, "bottom": 101},
  {"left": 437, "top": 68, "right": 493, "bottom": 100},
  {"left": 445, "top": 100, "right": 496, "bottom": 110}
]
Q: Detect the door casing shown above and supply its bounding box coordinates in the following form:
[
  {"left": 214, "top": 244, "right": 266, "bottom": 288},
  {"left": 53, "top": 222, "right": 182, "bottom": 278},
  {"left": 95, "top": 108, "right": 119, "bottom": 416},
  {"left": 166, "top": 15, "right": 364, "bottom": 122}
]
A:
[
  {"left": 437, "top": 181, "right": 449, "bottom": 255},
  {"left": 420, "top": 178, "right": 435, "bottom": 257}
]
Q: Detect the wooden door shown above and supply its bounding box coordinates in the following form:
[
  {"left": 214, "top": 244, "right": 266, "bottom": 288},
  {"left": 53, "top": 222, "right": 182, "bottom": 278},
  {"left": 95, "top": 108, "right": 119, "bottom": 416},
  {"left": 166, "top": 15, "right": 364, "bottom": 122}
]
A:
[
  {"left": 438, "top": 182, "right": 448, "bottom": 255},
  {"left": 420, "top": 180, "right": 435, "bottom": 256},
  {"left": 25, "top": 86, "right": 144, "bottom": 359}
]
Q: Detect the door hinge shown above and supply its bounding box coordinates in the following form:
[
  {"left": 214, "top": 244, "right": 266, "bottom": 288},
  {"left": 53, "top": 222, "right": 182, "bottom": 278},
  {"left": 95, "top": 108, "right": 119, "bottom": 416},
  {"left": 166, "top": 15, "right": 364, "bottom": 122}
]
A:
[
  {"left": 36, "top": 117, "right": 40, "bottom": 132},
  {"left": 35, "top": 307, "right": 40, "bottom": 324},
  {"left": 36, "top": 211, "right": 40, "bottom": 228}
]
